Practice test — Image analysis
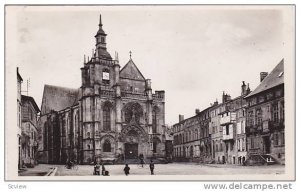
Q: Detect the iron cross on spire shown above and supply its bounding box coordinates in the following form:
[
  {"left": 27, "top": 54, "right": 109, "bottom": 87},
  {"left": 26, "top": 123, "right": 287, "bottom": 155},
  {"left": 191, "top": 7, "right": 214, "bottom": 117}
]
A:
[{"left": 129, "top": 51, "right": 132, "bottom": 59}]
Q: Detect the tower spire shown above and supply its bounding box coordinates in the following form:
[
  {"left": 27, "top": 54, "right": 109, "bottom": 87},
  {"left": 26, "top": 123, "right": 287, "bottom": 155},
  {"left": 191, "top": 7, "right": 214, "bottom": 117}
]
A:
[
  {"left": 94, "top": 14, "right": 112, "bottom": 60},
  {"left": 99, "top": 14, "right": 103, "bottom": 27}
]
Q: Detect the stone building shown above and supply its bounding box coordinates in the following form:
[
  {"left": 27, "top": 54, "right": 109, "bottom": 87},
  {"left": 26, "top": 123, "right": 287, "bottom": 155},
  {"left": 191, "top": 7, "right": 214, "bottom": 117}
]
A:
[
  {"left": 209, "top": 84, "right": 249, "bottom": 165},
  {"left": 172, "top": 107, "right": 212, "bottom": 163},
  {"left": 17, "top": 68, "right": 23, "bottom": 168},
  {"left": 173, "top": 114, "right": 200, "bottom": 162},
  {"left": 38, "top": 15, "right": 166, "bottom": 164},
  {"left": 245, "top": 59, "right": 285, "bottom": 165},
  {"left": 209, "top": 101, "right": 224, "bottom": 163},
  {"left": 20, "top": 95, "right": 40, "bottom": 167}
]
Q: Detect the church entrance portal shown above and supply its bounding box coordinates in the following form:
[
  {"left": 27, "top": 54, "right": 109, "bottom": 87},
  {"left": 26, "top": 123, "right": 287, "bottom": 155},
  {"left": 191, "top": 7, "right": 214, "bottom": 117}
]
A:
[{"left": 125, "top": 143, "right": 138, "bottom": 159}]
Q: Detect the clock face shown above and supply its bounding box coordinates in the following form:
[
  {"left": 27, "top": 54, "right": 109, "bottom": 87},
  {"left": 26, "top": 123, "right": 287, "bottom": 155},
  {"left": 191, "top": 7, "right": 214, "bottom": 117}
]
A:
[{"left": 103, "top": 72, "right": 109, "bottom": 80}]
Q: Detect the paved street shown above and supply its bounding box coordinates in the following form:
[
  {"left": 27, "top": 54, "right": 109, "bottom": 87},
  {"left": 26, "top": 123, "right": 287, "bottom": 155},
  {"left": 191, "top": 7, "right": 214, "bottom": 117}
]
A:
[
  {"left": 18, "top": 164, "right": 53, "bottom": 176},
  {"left": 19, "top": 163, "right": 285, "bottom": 176}
]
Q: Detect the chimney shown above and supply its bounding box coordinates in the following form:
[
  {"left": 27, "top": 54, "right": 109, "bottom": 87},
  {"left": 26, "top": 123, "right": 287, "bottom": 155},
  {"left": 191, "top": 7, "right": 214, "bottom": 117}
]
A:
[
  {"left": 260, "top": 72, "right": 268, "bottom": 82},
  {"left": 241, "top": 81, "right": 246, "bottom": 96},
  {"left": 195, "top": 109, "right": 200, "bottom": 115},
  {"left": 214, "top": 99, "right": 218, "bottom": 106},
  {"left": 222, "top": 92, "right": 231, "bottom": 103},
  {"left": 227, "top": 94, "right": 231, "bottom": 101},
  {"left": 246, "top": 83, "right": 251, "bottom": 95},
  {"left": 179, "top": 114, "right": 184, "bottom": 122}
]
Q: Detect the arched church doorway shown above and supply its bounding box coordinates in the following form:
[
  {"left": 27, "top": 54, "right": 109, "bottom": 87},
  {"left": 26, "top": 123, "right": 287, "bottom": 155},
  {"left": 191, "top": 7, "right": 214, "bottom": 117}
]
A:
[{"left": 124, "top": 129, "right": 139, "bottom": 159}]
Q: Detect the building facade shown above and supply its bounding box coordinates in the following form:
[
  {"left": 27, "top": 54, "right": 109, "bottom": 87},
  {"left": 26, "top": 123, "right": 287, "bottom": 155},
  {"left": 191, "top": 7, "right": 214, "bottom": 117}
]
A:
[
  {"left": 38, "top": 15, "right": 166, "bottom": 164},
  {"left": 210, "top": 101, "right": 224, "bottom": 163},
  {"left": 20, "top": 95, "right": 40, "bottom": 167},
  {"left": 245, "top": 59, "right": 285, "bottom": 165},
  {"left": 174, "top": 82, "right": 250, "bottom": 165},
  {"left": 172, "top": 59, "right": 285, "bottom": 166},
  {"left": 219, "top": 90, "right": 249, "bottom": 165},
  {"left": 172, "top": 108, "right": 212, "bottom": 163},
  {"left": 17, "top": 68, "right": 23, "bottom": 168}
]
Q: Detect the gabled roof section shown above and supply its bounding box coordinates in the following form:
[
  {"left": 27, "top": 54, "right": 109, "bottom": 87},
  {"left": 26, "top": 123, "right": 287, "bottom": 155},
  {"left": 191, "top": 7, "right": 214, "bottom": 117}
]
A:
[
  {"left": 246, "top": 59, "right": 284, "bottom": 98},
  {"left": 120, "top": 59, "right": 146, "bottom": 81},
  {"left": 41, "top": 84, "right": 80, "bottom": 115},
  {"left": 21, "top": 95, "right": 40, "bottom": 112}
]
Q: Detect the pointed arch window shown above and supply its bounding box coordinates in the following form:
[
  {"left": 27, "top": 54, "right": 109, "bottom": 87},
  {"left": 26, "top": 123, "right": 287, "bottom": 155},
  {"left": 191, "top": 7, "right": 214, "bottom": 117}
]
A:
[
  {"left": 103, "top": 104, "right": 111, "bottom": 131},
  {"left": 152, "top": 107, "right": 159, "bottom": 134},
  {"left": 103, "top": 139, "right": 111, "bottom": 152},
  {"left": 153, "top": 142, "right": 157, "bottom": 153}
]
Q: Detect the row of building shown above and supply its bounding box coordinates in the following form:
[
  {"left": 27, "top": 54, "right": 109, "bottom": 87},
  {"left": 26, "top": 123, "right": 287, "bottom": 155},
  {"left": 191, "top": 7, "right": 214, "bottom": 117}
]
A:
[
  {"left": 172, "top": 60, "right": 285, "bottom": 165},
  {"left": 17, "top": 68, "right": 40, "bottom": 168},
  {"left": 16, "top": 15, "right": 285, "bottom": 167}
]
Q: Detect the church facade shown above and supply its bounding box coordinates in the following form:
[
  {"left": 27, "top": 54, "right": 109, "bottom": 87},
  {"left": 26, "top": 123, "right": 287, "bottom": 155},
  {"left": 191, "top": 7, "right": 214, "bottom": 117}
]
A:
[{"left": 38, "top": 15, "right": 166, "bottom": 164}]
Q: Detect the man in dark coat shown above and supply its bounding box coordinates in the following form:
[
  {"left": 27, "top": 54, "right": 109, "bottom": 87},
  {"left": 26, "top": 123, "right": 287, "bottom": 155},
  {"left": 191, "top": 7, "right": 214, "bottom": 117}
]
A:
[
  {"left": 124, "top": 164, "right": 130, "bottom": 176},
  {"left": 149, "top": 160, "right": 155, "bottom": 175}
]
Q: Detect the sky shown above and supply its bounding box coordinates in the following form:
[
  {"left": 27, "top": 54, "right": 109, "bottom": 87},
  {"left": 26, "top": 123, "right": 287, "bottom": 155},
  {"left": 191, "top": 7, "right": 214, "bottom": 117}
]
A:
[{"left": 6, "top": 5, "right": 291, "bottom": 125}]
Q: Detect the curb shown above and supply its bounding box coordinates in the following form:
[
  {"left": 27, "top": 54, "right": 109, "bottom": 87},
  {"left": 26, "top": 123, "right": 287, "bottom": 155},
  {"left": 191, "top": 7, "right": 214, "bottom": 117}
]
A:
[{"left": 45, "top": 167, "right": 57, "bottom": 176}]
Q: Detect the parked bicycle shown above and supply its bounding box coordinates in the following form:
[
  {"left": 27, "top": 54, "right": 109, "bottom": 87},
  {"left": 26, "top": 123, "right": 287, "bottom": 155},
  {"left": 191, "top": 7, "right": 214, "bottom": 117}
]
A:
[{"left": 137, "top": 159, "right": 146, "bottom": 168}]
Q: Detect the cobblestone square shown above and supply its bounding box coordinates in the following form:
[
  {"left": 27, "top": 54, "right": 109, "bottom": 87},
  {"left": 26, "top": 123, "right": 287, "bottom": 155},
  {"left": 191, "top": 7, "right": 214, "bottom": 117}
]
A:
[{"left": 19, "top": 163, "right": 285, "bottom": 176}]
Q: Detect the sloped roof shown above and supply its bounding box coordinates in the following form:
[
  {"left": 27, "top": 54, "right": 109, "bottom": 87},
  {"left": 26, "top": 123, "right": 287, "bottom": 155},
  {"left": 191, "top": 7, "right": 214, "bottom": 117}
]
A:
[
  {"left": 245, "top": 59, "right": 284, "bottom": 98},
  {"left": 21, "top": 95, "right": 40, "bottom": 112},
  {"left": 98, "top": 48, "right": 112, "bottom": 60},
  {"left": 120, "top": 59, "right": 146, "bottom": 81},
  {"left": 41, "top": 84, "right": 79, "bottom": 115}
]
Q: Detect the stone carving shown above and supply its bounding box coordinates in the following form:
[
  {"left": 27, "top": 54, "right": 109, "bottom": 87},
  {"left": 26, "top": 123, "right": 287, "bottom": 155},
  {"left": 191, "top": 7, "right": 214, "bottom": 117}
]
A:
[
  {"left": 123, "top": 102, "right": 143, "bottom": 124},
  {"left": 119, "top": 125, "right": 148, "bottom": 143}
]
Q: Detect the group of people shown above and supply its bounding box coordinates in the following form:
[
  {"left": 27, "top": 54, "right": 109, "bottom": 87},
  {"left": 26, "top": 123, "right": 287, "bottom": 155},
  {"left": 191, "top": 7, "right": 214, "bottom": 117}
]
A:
[
  {"left": 124, "top": 159, "right": 155, "bottom": 176},
  {"left": 92, "top": 154, "right": 155, "bottom": 176},
  {"left": 67, "top": 153, "right": 155, "bottom": 176},
  {"left": 94, "top": 163, "right": 110, "bottom": 176}
]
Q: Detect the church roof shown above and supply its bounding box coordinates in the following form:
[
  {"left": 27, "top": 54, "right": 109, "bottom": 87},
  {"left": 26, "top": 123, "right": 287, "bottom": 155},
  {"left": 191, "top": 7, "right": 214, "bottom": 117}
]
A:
[
  {"left": 96, "top": 28, "right": 106, "bottom": 36},
  {"left": 120, "top": 59, "right": 146, "bottom": 81},
  {"left": 98, "top": 48, "right": 112, "bottom": 60},
  {"left": 245, "top": 59, "right": 284, "bottom": 98},
  {"left": 40, "top": 84, "right": 79, "bottom": 115}
]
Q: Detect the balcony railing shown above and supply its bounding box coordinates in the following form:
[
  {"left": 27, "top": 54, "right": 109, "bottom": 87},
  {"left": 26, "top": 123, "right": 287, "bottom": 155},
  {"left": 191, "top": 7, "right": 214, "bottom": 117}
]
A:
[
  {"left": 100, "top": 90, "right": 115, "bottom": 98},
  {"left": 220, "top": 113, "right": 236, "bottom": 125},
  {"left": 246, "top": 119, "right": 284, "bottom": 134},
  {"left": 269, "top": 119, "right": 285, "bottom": 130},
  {"left": 223, "top": 133, "right": 234, "bottom": 140},
  {"left": 121, "top": 91, "right": 148, "bottom": 100}
]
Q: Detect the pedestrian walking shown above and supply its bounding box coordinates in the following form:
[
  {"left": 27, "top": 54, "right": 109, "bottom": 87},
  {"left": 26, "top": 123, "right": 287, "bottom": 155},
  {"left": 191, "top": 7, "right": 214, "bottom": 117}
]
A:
[
  {"left": 124, "top": 164, "right": 130, "bottom": 176},
  {"left": 149, "top": 160, "right": 155, "bottom": 175}
]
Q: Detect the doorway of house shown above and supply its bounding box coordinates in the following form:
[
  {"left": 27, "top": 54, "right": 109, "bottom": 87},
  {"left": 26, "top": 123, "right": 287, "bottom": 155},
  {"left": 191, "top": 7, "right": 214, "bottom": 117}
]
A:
[{"left": 263, "top": 136, "right": 271, "bottom": 154}]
